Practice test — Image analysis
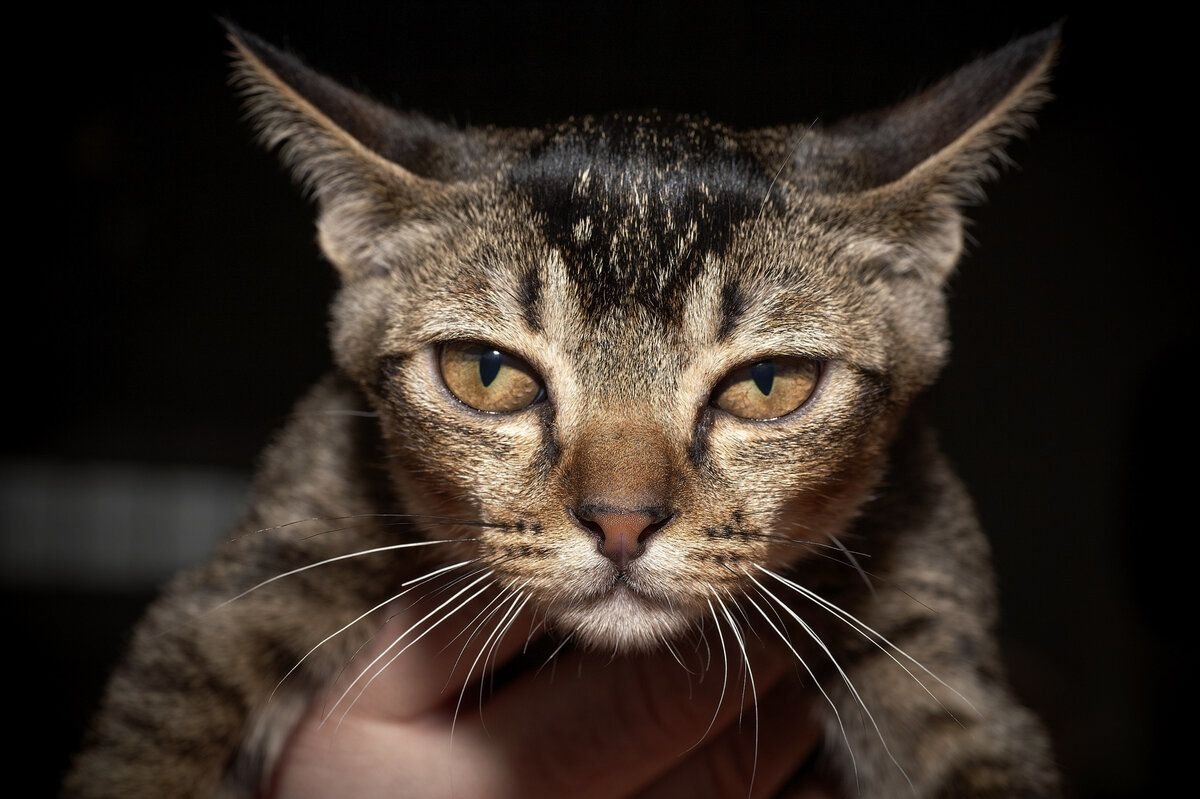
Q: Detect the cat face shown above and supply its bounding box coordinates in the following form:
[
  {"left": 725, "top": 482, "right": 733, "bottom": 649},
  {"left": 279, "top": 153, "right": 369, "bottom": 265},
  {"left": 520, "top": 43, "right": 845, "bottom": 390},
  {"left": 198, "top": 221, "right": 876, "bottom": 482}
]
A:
[{"left": 229, "top": 24, "right": 1056, "bottom": 649}]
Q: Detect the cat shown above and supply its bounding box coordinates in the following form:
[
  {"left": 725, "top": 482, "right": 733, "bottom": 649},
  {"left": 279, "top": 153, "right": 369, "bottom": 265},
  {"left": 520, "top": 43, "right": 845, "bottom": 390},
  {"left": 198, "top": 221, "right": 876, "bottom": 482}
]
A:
[{"left": 66, "top": 20, "right": 1063, "bottom": 798}]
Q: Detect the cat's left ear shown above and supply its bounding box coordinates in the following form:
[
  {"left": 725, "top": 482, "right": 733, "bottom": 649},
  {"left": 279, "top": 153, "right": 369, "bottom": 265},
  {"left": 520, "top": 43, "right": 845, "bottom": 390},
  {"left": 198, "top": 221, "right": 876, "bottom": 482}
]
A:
[{"left": 805, "top": 24, "right": 1062, "bottom": 282}]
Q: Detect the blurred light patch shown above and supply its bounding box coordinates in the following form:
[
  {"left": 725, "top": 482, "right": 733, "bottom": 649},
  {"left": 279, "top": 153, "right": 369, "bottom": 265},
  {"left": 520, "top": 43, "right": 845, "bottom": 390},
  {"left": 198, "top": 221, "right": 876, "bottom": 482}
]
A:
[{"left": 1, "top": 461, "right": 249, "bottom": 589}]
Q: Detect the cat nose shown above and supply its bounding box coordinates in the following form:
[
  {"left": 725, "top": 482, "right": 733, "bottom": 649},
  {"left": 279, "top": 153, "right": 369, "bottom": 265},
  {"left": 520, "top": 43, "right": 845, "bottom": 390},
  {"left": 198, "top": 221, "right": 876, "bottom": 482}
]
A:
[{"left": 571, "top": 505, "right": 674, "bottom": 568}]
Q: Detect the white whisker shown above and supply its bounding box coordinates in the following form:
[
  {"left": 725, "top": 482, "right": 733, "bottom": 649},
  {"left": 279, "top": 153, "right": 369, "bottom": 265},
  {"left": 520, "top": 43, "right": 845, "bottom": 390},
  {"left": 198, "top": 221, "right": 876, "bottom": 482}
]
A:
[
  {"left": 523, "top": 605, "right": 545, "bottom": 655},
  {"left": 238, "top": 512, "right": 418, "bottom": 539},
  {"left": 714, "top": 590, "right": 759, "bottom": 799},
  {"left": 342, "top": 575, "right": 499, "bottom": 728},
  {"left": 235, "top": 512, "right": 498, "bottom": 541},
  {"left": 480, "top": 590, "right": 533, "bottom": 715},
  {"left": 753, "top": 571, "right": 914, "bottom": 792},
  {"left": 699, "top": 594, "right": 731, "bottom": 748},
  {"left": 695, "top": 619, "right": 713, "bottom": 676},
  {"left": 319, "top": 573, "right": 470, "bottom": 704},
  {"left": 450, "top": 585, "right": 526, "bottom": 743},
  {"left": 301, "top": 409, "right": 379, "bottom": 418},
  {"left": 440, "top": 581, "right": 518, "bottom": 691},
  {"left": 270, "top": 560, "right": 472, "bottom": 702},
  {"left": 747, "top": 115, "right": 819, "bottom": 240},
  {"left": 757, "top": 565, "right": 975, "bottom": 720},
  {"left": 744, "top": 577, "right": 859, "bottom": 790},
  {"left": 661, "top": 635, "right": 695, "bottom": 676},
  {"left": 731, "top": 592, "right": 763, "bottom": 644},
  {"left": 534, "top": 632, "right": 574, "bottom": 678},
  {"left": 321, "top": 571, "right": 493, "bottom": 726},
  {"left": 360, "top": 562, "right": 496, "bottom": 652},
  {"left": 830, "top": 534, "right": 875, "bottom": 596},
  {"left": 439, "top": 578, "right": 518, "bottom": 695},
  {"left": 414, "top": 563, "right": 497, "bottom": 605},
  {"left": 217, "top": 539, "right": 469, "bottom": 608}
]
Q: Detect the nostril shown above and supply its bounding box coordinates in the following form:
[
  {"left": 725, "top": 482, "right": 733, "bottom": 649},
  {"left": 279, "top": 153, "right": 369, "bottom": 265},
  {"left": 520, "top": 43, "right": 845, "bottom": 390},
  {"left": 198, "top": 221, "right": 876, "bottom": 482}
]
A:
[
  {"left": 569, "top": 508, "right": 605, "bottom": 540},
  {"left": 639, "top": 512, "right": 675, "bottom": 543},
  {"left": 569, "top": 505, "right": 676, "bottom": 567}
]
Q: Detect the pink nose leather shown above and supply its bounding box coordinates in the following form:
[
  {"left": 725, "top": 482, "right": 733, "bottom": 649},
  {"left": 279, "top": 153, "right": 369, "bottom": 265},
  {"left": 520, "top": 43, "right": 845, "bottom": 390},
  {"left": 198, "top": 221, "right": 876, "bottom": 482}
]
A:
[{"left": 573, "top": 507, "right": 673, "bottom": 567}]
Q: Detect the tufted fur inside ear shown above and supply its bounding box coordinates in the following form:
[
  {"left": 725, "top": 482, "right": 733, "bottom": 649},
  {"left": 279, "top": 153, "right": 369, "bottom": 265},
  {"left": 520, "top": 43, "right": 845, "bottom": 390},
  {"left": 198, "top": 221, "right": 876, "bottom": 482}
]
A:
[
  {"left": 814, "top": 23, "right": 1061, "bottom": 200},
  {"left": 801, "top": 24, "right": 1061, "bottom": 283},
  {"left": 223, "top": 21, "right": 474, "bottom": 202}
]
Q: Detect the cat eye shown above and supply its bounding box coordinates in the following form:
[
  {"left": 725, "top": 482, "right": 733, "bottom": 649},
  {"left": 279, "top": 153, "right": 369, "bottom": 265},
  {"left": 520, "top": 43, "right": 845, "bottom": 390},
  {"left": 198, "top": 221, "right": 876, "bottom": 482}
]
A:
[
  {"left": 439, "top": 342, "right": 545, "bottom": 413},
  {"left": 711, "top": 357, "right": 821, "bottom": 420}
]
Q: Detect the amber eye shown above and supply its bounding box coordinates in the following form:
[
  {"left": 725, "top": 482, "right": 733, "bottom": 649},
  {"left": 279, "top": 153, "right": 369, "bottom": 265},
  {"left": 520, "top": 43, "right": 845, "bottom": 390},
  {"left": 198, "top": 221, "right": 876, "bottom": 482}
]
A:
[
  {"left": 439, "top": 343, "right": 545, "bottom": 413},
  {"left": 711, "top": 357, "right": 821, "bottom": 420}
]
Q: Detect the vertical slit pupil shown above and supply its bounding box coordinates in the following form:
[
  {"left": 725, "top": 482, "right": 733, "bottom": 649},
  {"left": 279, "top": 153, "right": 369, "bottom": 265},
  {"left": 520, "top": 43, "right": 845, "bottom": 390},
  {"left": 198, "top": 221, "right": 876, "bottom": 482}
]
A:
[
  {"left": 479, "top": 349, "right": 503, "bottom": 387},
  {"left": 751, "top": 361, "right": 775, "bottom": 395}
]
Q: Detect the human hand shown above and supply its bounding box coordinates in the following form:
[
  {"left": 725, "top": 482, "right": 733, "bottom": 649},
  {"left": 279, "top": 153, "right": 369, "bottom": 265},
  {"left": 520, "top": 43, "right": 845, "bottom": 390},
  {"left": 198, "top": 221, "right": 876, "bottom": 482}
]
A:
[{"left": 269, "top": 594, "right": 833, "bottom": 798}]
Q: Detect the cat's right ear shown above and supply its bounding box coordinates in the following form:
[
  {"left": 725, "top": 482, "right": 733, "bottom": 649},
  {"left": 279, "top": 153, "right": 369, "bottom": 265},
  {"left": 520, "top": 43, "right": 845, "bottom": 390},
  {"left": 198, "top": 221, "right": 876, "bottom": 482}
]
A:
[{"left": 224, "top": 22, "right": 483, "bottom": 276}]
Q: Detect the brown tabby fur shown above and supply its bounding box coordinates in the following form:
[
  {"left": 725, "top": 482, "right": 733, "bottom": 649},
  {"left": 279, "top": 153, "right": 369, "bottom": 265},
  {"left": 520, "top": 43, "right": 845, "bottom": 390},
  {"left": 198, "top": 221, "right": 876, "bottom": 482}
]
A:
[{"left": 66, "top": 21, "right": 1063, "bottom": 798}]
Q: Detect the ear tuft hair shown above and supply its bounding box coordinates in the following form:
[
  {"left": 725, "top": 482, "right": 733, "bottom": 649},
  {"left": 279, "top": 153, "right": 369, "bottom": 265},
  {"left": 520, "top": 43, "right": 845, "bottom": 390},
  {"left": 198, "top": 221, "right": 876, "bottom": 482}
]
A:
[
  {"left": 799, "top": 24, "right": 1061, "bottom": 285},
  {"left": 222, "top": 20, "right": 470, "bottom": 203},
  {"left": 810, "top": 23, "right": 1061, "bottom": 203}
]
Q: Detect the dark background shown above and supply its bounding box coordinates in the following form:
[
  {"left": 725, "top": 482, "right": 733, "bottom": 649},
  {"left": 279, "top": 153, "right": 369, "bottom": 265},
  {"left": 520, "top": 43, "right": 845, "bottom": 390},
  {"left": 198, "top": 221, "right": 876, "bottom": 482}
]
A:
[{"left": 8, "top": 2, "right": 1185, "bottom": 795}]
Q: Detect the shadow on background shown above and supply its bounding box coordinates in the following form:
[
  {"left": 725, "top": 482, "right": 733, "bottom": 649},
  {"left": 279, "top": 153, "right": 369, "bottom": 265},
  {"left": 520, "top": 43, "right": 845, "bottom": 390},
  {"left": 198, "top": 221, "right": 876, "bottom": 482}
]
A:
[{"left": 7, "top": 2, "right": 1186, "bottom": 795}]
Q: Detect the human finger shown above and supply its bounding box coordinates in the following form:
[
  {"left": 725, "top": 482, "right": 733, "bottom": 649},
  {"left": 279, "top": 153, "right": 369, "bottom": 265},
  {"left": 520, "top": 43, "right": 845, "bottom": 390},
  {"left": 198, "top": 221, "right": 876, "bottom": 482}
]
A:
[
  {"left": 269, "top": 704, "right": 506, "bottom": 799},
  {"left": 474, "top": 633, "right": 792, "bottom": 799},
  {"left": 634, "top": 675, "right": 825, "bottom": 799}
]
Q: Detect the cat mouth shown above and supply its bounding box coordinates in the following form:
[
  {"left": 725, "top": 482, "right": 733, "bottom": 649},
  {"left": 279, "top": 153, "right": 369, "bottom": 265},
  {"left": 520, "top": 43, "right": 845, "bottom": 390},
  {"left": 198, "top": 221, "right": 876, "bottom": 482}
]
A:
[
  {"left": 590, "top": 571, "right": 665, "bottom": 606},
  {"left": 552, "top": 577, "right": 694, "bottom": 648}
]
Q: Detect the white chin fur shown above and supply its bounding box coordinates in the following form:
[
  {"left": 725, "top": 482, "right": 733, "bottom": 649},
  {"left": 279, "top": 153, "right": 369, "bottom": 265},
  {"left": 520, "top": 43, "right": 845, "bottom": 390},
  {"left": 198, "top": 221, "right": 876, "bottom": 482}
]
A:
[{"left": 551, "top": 587, "right": 693, "bottom": 651}]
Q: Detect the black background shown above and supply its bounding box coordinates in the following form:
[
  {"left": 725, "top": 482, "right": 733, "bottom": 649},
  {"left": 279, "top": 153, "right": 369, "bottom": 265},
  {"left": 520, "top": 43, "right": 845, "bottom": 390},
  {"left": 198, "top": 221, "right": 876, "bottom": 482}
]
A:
[{"left": 10, "top": 2, "right": 1186, "bottom": 795}]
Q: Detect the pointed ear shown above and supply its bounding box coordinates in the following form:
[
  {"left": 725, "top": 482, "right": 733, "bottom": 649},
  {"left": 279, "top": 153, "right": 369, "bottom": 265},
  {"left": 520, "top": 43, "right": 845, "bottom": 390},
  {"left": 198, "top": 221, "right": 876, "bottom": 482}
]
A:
[
  {"left": 802, "top": 24, "right": 1061, "bottom": 283},
  {"left": 819, "top": 23, "right": 1061, "bottom": 199},
  {"left": 223, "top": 21, "right": 474, "bottom": 203}
]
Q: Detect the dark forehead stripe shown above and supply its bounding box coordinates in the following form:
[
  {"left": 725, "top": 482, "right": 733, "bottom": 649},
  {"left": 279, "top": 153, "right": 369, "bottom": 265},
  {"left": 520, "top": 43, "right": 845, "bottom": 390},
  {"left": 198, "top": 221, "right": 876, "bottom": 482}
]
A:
[
  {"left": 717, "top": 281, "right": 748, "bottom": 341},
  {"left": 509, "top": 114, "right": 781, "bottom": 322},
  {"left": 517, "top": 264, "right": 542, "bottom": 332}
]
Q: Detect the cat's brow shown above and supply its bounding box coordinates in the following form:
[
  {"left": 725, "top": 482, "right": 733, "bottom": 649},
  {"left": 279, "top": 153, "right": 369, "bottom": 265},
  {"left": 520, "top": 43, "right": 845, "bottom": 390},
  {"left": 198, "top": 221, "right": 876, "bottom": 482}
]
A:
[
  {"left": 716, "top": 282, "right": 748, "bottom": 342},
  {"left": 516, "top": 264, "right": 543, "bottom": 333},
  {"left": 509, "top": 114, "right": 784, "bottom": 324}
]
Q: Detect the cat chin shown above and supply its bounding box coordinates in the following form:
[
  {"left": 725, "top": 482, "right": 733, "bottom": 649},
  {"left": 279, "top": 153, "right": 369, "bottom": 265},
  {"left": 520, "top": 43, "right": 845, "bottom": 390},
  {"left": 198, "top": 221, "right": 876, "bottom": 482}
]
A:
[{"left": 550, "top": 587, "right": 694, "bottom": 652}]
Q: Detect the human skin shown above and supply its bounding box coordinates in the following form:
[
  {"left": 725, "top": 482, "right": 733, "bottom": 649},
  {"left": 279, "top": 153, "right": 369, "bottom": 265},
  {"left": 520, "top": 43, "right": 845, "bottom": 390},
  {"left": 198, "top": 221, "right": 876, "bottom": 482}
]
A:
[{"left": 269, "top": 593, "right": 834, "bottom": 799}]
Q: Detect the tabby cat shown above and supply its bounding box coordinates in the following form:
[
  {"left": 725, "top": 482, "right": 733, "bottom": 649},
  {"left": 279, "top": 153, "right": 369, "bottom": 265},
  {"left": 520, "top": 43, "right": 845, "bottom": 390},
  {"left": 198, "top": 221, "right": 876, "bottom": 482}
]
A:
[{"left": 67, "top": 21, "right": 1063, "bottom": 798}]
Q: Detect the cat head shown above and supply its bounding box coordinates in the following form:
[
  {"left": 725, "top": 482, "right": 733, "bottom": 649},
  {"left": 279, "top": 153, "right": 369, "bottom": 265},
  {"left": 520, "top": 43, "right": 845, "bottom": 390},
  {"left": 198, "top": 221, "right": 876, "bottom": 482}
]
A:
[{"left": 228, "top": 23, "right": 1057, "bottom": 650}]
